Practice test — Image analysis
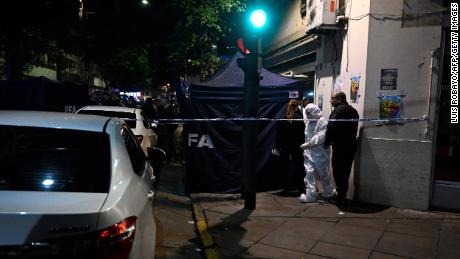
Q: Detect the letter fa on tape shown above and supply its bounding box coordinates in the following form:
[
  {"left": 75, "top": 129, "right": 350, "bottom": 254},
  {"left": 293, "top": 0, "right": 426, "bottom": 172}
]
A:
[{"left": 188, "top": 133, "right": 215, "bottom": 148}]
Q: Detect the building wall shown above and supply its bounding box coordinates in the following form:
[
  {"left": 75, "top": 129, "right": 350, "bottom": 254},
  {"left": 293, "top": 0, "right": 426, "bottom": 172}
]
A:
[
  {"left": 263, "top": 0, "right": 317, "bottom": 76},
  {"left": 93, "top": 77, "right": 106, "bottom": 88},
  {"left": 312, "top": 0, "right": 370, "bottom": 201},
  {"left": 315, "top": 0, "right": 370, "bottom": 117},
  {"left": 359, "top": 0, "right": 442, "bottom": 210},
  {"left": 25, "top": 66, "right": 57, "bottom": 80},
  {"left": 314, "top": 0, "right": 442, "bottom": 210},
  {"left": 264, "top": 0, "right": 308, "bottom": 53}
]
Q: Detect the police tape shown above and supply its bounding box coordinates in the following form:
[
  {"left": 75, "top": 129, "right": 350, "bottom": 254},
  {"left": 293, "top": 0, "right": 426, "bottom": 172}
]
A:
[{"left": 120, "top": 116, "right": 428, "bottom": 125}]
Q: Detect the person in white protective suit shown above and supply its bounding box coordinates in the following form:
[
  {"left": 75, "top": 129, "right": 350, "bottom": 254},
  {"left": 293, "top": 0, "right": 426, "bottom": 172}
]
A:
[{"left": 299, "top": 103, "right": 334, "bottom": 203}]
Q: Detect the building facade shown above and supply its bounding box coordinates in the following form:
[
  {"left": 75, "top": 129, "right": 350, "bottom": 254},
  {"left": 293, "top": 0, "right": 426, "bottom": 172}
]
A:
[
  {"left": 263, "top": 0, "right": 317, "bottom": 97},
  {"left": 265, "top": 0, "right": 457, "bottom": 210}
]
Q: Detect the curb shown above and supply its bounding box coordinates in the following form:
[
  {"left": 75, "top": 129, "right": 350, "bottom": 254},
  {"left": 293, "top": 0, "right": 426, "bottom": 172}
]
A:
[{"left": 192, "top": 202, "right": 220, "bottom": 259}]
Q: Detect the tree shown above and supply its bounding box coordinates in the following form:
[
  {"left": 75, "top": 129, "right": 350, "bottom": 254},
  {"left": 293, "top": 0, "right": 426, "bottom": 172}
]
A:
[
  {"left": 0, "top": 0, "right": 81, "bottom": 79},
  {"left": 166, "top": 0, "right": 247, "bottom": 78},
  {"left": 0, "top": 0, "right": 247, "bottom": 88},
  {"left": 97, "top": 47, "right": 151, "bottom": 89},
  {"left": 80, "top": 0, "right": 157, "bottom": 89}
]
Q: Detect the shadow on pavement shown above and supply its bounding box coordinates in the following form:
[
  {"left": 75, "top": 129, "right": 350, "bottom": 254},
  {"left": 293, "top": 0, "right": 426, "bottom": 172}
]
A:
[
  {"left": 191, "top": 193, "right": 242, "bottom": 203},
  {"left": 334, "top": 200, "right": 391, "bottom": 214},
  {"left": 272, "top": 189, "right": 302, "bottom": 197},
  {"left": 206, "top": 208, "right": 253, "bottom": 258}
]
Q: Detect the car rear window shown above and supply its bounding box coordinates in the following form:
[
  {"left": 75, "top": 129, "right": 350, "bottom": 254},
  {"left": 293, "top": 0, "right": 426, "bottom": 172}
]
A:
[
  {"left": 0, "top": 125, "right": 111, "bottom": 193},
  {"left": 78, "top": 110, "right": 136, "bottom": 128}
]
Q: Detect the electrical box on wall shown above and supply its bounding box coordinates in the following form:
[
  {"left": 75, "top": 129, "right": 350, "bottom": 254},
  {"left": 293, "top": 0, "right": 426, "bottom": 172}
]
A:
[{"left": 306, "top": 0, "right": 339, "bottom": 32}]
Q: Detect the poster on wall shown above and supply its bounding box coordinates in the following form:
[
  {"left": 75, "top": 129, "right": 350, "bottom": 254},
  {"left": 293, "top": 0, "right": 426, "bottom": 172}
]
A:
[
  {"left": 380, "top": 95, "right": 402, "bottom": 119},
  {"left": 288, "top": 90, "right": 299, "bottom": 99},
  {"left": 380, "top": 68, "right": 398, "bottom": 90},
  {"left": 333, "top": 76, "right": 343, "bottom": 93},
  {"left": 350, "top": 76, "right": 360, "bottom": 103}
]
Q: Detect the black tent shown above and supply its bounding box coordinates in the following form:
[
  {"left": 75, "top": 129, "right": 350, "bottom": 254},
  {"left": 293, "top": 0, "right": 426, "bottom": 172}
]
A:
[{"left": 185, "top": 52, "right": 304, "bottom": 193}]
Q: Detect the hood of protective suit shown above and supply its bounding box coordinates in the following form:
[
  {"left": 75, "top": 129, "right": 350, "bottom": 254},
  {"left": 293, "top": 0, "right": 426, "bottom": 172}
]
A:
[{"left": 305, "top": 103, "right": 322, "bottom": 119}]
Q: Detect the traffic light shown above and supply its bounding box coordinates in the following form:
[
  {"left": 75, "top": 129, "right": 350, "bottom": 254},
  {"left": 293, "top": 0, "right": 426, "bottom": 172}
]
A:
[
  {"left": 241, "top": 5, "right": 268, "bottom": 210},
  {"left": 247, "top": 8, "right": 268, "bottom": 32},
  {"left": 250, "top": 9, "right": 267, "bottom": 29}
]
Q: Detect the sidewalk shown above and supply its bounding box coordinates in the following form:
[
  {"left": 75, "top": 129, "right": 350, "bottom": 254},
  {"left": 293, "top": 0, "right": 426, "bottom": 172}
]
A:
[{"left": 191, "top": 191, "right": 460, "bottom": 259}]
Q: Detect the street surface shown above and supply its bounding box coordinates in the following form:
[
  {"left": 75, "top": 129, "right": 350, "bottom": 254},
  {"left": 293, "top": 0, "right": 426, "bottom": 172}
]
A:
[{"left": 154, "top": 163, "right": 203, "bottom": 259}]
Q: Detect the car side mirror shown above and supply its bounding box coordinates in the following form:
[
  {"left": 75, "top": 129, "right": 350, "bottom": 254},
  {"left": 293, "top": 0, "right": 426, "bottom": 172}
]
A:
[{"left": 147, "top": 147, "right": 166, "bottom": 166}]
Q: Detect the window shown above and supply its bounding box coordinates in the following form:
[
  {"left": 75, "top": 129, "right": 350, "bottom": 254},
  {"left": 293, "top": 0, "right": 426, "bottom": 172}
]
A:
[
  {"left": 301, "top": 0, "right": 306, "bottom": 17},
  {"left": 78, "top": 110, "right": 137, "bottom": 128},
  {"left": 0, "top": 126, "right": 111, "bottom": 193},
  {"left": 140, "top": 111, "right": 150, "bottom": 129},
  {"left": 121, "top": 125, "right": 146, "bottom": 175},
  {"left": 402, "top": 0, "right": 443, "bottom": 27}
]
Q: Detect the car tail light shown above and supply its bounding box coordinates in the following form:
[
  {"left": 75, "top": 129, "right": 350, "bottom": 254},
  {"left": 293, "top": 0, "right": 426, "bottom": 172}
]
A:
[
  {"left": 135, "top": 135, "right": 143, "bottom": 144},
  {"left": 96, "top": 216, "right": 137, "bottom": 259}
]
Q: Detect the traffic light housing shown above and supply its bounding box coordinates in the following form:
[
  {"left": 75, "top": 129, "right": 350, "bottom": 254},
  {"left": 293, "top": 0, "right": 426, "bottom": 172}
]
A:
[
  {"left": 247, "top": 7, "right": 268, "bottom": 33},
  {"left": 250, "top": 9, "right": 267, "bottom": 29}
]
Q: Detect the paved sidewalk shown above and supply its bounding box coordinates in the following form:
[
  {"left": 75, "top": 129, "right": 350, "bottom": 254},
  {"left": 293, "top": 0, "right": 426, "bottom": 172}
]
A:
[{"left": 191, "top": 191, "right": 460, "bottom": 259}]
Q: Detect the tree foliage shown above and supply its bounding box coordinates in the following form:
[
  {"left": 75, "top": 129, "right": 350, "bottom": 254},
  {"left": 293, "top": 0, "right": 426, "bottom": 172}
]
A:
[
  {"left": 0, "top": 0, "right": 153, "bottom": 87},
  {"left": 0, "top": 0, "right": 81, "bottom": 79},
  {"left": 1, "top": 0, "right": 247, "bottom": 87},
  {"left": 167, "top": 0, "right": 246, "bottom": 77},
  {"left": 98, "top": 47, "right": 151, "bottom": 88}
]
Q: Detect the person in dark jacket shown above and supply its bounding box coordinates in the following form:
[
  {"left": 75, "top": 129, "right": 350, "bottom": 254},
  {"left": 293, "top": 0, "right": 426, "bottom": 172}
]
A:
[
  {"left": 324, "top": 92, "right": 359, "bottom": 205},
  {"left": 273, "top": 99, "right": 305, "bottom": 195},
  {"left": 156, "top": 98, "right": 177, "bottom": 163},
  {"left": 141, "top": 97, "right": 157, "bottom": 120}
]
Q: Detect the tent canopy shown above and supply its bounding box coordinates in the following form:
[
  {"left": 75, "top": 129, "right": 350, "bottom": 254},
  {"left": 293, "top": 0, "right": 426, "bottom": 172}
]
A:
[
  {"left": 194, "top": 52, "right": 302, "bottom": 87},
  {"left": 189, "top": 52, "right": 304, "bottom": 103}
]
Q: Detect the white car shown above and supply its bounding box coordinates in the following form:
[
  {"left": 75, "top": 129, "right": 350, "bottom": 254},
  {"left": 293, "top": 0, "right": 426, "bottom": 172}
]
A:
[
  {"left": 76, "top": 105, "right": 157, "bottom": 156},
  {"left": 0, "top": 111, "right": 164, "bottom": 258}
]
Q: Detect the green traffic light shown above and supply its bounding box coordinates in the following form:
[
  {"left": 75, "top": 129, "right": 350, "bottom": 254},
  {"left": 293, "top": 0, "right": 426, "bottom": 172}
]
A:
[{"left": 250, "top": 9, "right": 267, "bottom": 28}]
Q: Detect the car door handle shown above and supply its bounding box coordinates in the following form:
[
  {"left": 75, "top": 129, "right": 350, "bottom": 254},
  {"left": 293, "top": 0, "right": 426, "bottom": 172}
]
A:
[{"left": 147, "top": 190, "right": 155, "bottom": 199}]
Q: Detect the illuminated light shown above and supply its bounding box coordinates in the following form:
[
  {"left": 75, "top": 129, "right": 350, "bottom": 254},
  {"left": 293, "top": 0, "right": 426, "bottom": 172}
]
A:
[
  {"left": 141, "top": 0, "right": 149, "bottom": 5},
  {"left": 19, "top": 212, "right": 27, "bottom": 215},
  {"left": 250, "top": 9, "right": 267, "bottom": 28},
  {"left": 42, "top": 179, "right": 54, "bottom": 186},
  {"left": 308, "top": 92, "right": 314, "bottom": 96}
]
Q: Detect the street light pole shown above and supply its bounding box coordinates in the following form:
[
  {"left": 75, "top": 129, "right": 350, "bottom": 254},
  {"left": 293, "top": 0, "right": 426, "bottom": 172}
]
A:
[
  {"left": 241, "top": 6, "right": 266, "bottom": 210},
  {"left": 242, "top": 34, "right": 260, "bottom": 210}
]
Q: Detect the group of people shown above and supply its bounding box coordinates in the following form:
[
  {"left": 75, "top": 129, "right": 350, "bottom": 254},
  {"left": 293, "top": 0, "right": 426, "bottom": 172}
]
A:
[
  {"left": 89, "top": 89, "right": 181, "bottom": 164},
  {"left": 274, "top": 92, "right": 359, "bottom": 206},
  {"left": 142, "top": 97, "right": 180, "bottom": 164}
]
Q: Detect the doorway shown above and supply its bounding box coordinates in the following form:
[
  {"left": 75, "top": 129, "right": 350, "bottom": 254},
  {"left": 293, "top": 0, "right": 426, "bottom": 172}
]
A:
[{"left": 431, "top": 24, "right": 460, "bottom": 210}]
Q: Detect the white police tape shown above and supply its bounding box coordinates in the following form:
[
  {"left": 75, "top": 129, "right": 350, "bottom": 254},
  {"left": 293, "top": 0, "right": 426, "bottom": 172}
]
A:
[{"left": 121, "top": 116, "right": 428, "bottom": 124}]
